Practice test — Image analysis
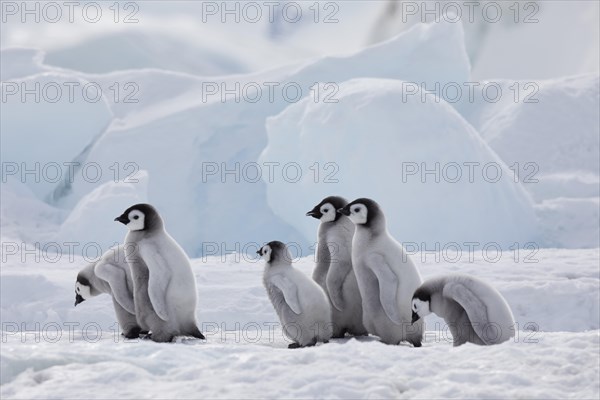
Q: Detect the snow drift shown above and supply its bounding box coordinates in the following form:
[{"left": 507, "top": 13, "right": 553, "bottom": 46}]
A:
[
  {"left": 1, "top": 19, "right": 598, "bottom": 253},
  {"left": 260, "top": 78, "right": 539, "bottom": 248},
  {"left": 2, "top": 20, "right": 472, "bottom": 255},
  {"left": 460, "top": 74, "right": 600, "bottom": 248}
]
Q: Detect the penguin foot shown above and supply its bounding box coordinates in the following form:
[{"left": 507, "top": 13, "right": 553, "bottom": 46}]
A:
[
  {"left": 149, "top": 332, "right": 175, "bottom": 343},
  {"left": 288, "top": 343, "right": 301, "bottom": 349},
  {"left": 122, "top": 327, "right": 142, "bottom": 339},
  {"left": 403, "top": 338, "right": 422, "bottom": 347}
]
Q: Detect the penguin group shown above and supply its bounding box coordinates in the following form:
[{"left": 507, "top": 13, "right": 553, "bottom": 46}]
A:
[{"left": 75, "top": 197, "right": 515, "bottom": 347}]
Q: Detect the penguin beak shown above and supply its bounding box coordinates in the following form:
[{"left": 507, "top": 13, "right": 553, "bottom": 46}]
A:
[
  {"left": 75, "top": 293, "right": 84, "bottom": 307},
  {"left": 305, "top": 208, "right": 322, "bottom": 219},
  {"left": 338, "top": 207, "right": 351, "bottom": 216},
  {"left": 114, "top": 214, "right": 129, "bottom": 225},
  {"left": 411, "top": 311, "right": 420, "bottom": 324},
  {"left": 256, "top": 250, "right": 262, "bottom": 256}
]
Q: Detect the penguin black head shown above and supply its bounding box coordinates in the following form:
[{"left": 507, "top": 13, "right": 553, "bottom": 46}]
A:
[
  {"left": 338, "top": 198, "right": 384, "bottom": 228},
  {"left": 257, "top": 241, "right": 291, "bottom": 265},
  {"left": 411, "top": 288, "right": 432, "bottom": 324},
  {"left": 114, "top": 203, "right": 162, "bottom": 232},
  {"left": 306, "top": 196, "right": 348, "bottom": 223},
  {"left": 74, "top": 275, "right": 92, "bottom": 307}
]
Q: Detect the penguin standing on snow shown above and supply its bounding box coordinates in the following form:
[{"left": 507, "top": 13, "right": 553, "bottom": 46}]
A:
[
  {"left": 412, "top": 274, "right": 515, "bottom": 346},
  {"left": 258, "top": 241, "right": 333, "bottom": 348},
  {"left": 307, "top": 196, "right": 366, "bottom": 338},
  {"left": 74, "top": 245, "right": 143, "bottom": 338},
  {"left": 339, "top": 198, "right": 424, "bottom": 346},
  {"left": 115, "top": 203, "right": 205, "bottom": 342}
]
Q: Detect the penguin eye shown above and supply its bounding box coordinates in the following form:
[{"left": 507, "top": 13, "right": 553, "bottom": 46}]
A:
[
  {"left": 354, "top": 208, "right": 360, "bottom": 213},
  {"left": 133, "top": 215, "right": 139, "bottom": 220},
  {"left": 322, "top": 208, "right": 328, "bottom": 213}
]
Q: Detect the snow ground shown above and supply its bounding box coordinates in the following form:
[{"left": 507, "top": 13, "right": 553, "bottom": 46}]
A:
[
  {"left": 1, "top": 247, "right": 598, "bottom": 399},
  {"left": 2, "top": 331, "right": 598, "bottom": 399}
]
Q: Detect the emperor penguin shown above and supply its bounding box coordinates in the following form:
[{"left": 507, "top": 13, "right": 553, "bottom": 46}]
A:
[
  {"left": 412, "top": 274, "right": 515, "bottom": 346},
  {"left": 74, "top": 245, "right": 143, "bottom": 338},
  {"left": 306, "top": 196, "right": 367, "bottom": 338},
  {"left": 258, "top": 241, "right": 333, "bottom": 348},
  {"left": 115, "top": 203, "right": 205, "bottom": 343},
  {"left": 339, "top": 198, "right": 424, "bottom": 346}
]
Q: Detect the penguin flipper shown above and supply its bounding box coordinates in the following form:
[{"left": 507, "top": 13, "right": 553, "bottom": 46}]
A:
[
  {"left": 95, "top": 261, "right": 136, "bottom": 314},
  {"left": 443, "top": 282, "right": 491, "bottom": 344},
  {"left": 271, "top": 275, "right": 302, "bottom": 315},
  {"left": 139, "top": 246, "right": 172, "bottom": 321},
  {"left": 365, "top": 253, "right": 403, "bottom": 325},
  {"left": 325, "top": 257, "right": 351, "bottom": 312}
]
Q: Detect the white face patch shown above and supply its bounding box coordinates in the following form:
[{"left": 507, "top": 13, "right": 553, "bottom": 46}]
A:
[
  {"left": 319, "top": 202, "right": 336, "bottom": 223},
  {"left": 126, "top": 210, "right": 145, "bottom": 231},
  {"left": 412, "top": 299, "right": 431, "bottom": 318},
  {"left": 76, "top": 282, "right": 92, "bottom": 300},
  {"left": 260, "top": 245, "right": 272, "bottom": 263},
  {"left": 348, "top": 203, "right": 368, "bottom": 225}
]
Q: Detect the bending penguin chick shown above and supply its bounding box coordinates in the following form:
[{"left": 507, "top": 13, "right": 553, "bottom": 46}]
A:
[
  {"left": 74, "top": 245, "right": 143, "bottom": 338},
  {"left": 258, "top": 241, "right": 333, "bottom": 348},
  {"left": 115, "top": 203, "right": 205, "bottom": 343},
  {"left": 411, "top": 274, "right": 515, "bottom": 346},
  {"left": 339, "top": 198, "right": 424, "bottom": 346},
  {"left": 307, "top": 196, "right": 367, "bottom": 338}
]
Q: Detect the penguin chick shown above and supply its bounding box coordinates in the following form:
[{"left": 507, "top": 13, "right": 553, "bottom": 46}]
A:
[
  {"left": 75, "top": 245, "right": 142, "bottom": 338},
  {"left": 339, "top": 198, "right": 424, "bottom": 346},
  {"left": 307, "top": 196, "right": 366, "bottom": 338},
  {"left": 115, "top": 203, "right": 205, "bottom": 343},
  {"left": 258, "top": 241, "right": 332, "bottom": 348},
  {"left": 412, "top": 274, "right": 515, "bottom": 346}
]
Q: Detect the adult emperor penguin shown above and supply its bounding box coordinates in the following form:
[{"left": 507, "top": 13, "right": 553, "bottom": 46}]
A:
[
  {"left": 258, "top": 241, "right": 333, "bottom": 348},
  {"left": 339, "top": 198, "right": 423, "bottom": 346},
  {"left": 412, "top": 274, "right": 515, "bottom": 346},
  {"left": 74, "top": 245, "right": 143, "bottom": 338},
  {"left": 115, "top": 203, "right": 205, "bottom": 342},
  {"left": 306, "top": 196, "right": 367, "bottom": 338}
]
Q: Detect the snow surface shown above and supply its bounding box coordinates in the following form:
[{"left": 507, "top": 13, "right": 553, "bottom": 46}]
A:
[{"left": 1, "top": 248, "right": 598, "bottom": 398}]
